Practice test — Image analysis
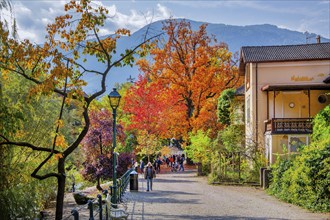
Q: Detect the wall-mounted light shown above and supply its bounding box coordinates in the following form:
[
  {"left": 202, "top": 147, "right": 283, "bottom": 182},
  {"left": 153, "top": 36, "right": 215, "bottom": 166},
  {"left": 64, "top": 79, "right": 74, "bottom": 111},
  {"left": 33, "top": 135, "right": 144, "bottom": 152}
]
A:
[
  {"left": 289, "top": 102, "right": 295, "bottom": 108},
  {"left": 318, "top": 94, "right": 328, "bottom": 104}
]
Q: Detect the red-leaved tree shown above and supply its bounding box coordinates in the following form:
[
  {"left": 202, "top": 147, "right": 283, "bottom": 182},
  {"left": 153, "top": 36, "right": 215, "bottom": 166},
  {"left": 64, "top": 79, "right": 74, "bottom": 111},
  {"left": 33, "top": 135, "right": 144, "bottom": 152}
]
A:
[
  {"left": 81, "top": 108, "right": 130, "bottom": 190},
  {"left": 123, "top": 74, "right": 187, "bottom": 138}
]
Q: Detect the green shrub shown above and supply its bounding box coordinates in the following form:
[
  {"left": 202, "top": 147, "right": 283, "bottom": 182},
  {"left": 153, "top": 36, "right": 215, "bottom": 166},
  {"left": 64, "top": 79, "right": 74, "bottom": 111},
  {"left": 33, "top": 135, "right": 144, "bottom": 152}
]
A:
[
  {"left": 0, "top": 178, "right": 57, "bottom": 219},
  {"left": 268, "top": 105, "right": 330, "bottom": 212}
]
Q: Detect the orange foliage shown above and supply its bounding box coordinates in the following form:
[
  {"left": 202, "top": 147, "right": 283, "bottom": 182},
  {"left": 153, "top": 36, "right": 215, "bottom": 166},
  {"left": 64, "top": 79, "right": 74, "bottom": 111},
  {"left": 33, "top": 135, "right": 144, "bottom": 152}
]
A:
[
  {"left": 123, "top": 74, "right": 187, "bottom": 139},
  {"left": 137, "top": 20, "right": 239, "bottom": 139}
]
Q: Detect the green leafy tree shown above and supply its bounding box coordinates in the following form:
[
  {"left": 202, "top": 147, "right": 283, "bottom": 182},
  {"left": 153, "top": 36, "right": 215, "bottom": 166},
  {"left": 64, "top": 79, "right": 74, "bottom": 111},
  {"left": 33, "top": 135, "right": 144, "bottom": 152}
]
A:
[
  {"left": 217, "top": 88, "right": 235, "bottom": 126},
  {"left": 185, "top": 130, "right": 212, "bottom": 175},
  {"left": 0, "top": 74, "right": 62, "bottom": 218}
]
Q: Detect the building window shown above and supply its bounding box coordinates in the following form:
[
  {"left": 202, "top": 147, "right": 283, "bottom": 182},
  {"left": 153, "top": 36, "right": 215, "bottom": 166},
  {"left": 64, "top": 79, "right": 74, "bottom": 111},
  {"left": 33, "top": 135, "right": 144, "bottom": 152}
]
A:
[
  {"left": 246, "top": 95, "right": 250, "bottom": 124},
  {"left": 289, "top": 136, "right": 308, "bottom": 152},
  {"left": 245, "top": 65, "right": 250, "bottom": 91}
]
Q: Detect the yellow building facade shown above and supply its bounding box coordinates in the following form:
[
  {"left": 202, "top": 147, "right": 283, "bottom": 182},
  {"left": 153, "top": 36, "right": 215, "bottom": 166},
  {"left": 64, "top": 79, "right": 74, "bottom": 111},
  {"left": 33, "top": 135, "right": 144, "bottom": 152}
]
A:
[{"left": 239, "top": 43, "right": 330, "bottom": 164}]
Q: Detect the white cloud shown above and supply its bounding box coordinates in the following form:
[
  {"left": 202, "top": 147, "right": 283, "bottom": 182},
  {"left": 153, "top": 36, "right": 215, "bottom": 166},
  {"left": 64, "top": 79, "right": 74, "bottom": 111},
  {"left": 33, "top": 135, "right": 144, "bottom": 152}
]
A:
[
  {"left": 13, "top": 1, "right": 66, "bottom": 43},
  {"left": 41, "top": 18, "right": 51, "bottom": 26},
  {"left": 18, "top": 29, "right": 39, "bottom": 42},
  {"left": 7, "top": 1, "right": 329, "bottom": 43},
  {"left": 277, "top": 25, "right": 290, "bottom": 30},
  {"left": 102, "top": 3, "right": 172, "bottom": 34},
  {"left": 298, "top": 17, "right": 329, "bottom": 37},
  {"left": 11, "top": 1, "right": 172, "bottom": 42},
  {"left": 98, "top": 28, "right": 112, "bottom": 36},
  {"left": 14, "top": 3, "right": 32, "bottom": 15},
  {"left": 157, "top": 3, "right": 171, "bottom": 18}
]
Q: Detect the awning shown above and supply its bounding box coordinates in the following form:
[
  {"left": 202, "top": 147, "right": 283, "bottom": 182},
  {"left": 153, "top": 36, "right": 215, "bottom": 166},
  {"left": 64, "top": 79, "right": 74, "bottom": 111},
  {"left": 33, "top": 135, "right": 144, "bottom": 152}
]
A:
[{"left": 261, "top": 84, "right": 330, "bottom": 91}]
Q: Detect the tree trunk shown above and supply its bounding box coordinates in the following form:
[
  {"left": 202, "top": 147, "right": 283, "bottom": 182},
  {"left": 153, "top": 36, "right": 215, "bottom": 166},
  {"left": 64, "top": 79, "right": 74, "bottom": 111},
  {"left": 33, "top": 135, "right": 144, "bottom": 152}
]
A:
[
  {"left": 55, "top": 159, "right": 66, "bottom": 220},
  {"left": 197, "top": 162, "right": 202, "bottom": 176},
  {"left": 96, "top": 177, "right": 103, "bottom": 191}
]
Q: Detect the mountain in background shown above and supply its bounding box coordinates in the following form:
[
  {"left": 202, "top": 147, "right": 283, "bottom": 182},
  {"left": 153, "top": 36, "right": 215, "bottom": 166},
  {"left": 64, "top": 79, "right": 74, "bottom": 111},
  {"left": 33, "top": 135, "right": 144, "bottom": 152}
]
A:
[{"left": 82, "top": 19, "right": 329, "bottom": 94}]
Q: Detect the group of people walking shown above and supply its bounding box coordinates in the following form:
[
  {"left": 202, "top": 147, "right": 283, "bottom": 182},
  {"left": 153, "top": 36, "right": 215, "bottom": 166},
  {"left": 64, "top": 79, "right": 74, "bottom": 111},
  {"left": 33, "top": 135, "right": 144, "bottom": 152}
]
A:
[
  {"left": 165, "top": 154, "right": 185, "bottom": 172},
  {"left": 131, "top": 153, "right": 186, "bottom": 192}
]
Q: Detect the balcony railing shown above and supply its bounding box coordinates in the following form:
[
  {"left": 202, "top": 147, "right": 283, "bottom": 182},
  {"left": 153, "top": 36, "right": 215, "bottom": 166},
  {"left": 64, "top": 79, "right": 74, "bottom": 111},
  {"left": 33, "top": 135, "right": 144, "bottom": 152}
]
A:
[{"left": 265, "top": 118, "right": 313, "bottom": 134}]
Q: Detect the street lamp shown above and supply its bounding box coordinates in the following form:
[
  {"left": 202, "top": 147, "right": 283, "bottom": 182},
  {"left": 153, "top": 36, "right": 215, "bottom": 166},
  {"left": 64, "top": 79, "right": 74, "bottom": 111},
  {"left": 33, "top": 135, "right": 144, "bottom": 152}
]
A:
[{"left": 108, "top": 88, "right": 121, "bottom": 205}]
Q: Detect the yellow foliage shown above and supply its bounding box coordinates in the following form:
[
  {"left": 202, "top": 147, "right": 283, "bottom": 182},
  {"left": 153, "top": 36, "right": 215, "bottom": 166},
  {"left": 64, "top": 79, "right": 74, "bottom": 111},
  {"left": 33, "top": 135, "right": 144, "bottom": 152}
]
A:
[
  {"left": 54, "top": 153, "right": 64, "bottom": 160},
  {"left": 160, "top": 146, "right": 171, "bottom": 156},
  {"left": 55, "top": 135, "right": 66, "bottom": 148},
  {"left": 56, "top": 119, "right": 64, "bottom": 128}
]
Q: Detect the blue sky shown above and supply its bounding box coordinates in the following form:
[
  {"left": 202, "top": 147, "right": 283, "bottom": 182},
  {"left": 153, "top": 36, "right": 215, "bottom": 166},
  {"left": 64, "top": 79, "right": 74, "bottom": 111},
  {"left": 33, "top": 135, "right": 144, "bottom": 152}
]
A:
[
  {"left": 2, "top": 0, "right": 329, "bottom": 44},
  {"left": 1, "top": 0, "right": 328, "bottom": 93}
]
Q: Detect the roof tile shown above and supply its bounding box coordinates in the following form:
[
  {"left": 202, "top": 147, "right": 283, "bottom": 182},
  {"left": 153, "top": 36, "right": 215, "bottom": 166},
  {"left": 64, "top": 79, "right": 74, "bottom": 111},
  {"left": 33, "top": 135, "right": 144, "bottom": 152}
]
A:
[{"left": 241, "top": 43, "right": 330, "bottom": 63}]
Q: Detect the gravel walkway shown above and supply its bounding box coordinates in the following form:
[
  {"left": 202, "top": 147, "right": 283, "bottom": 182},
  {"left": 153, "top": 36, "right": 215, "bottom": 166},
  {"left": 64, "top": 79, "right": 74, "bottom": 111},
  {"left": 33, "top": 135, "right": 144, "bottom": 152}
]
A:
[{"left": 122, "top": 169, "right": 330, "bottom": 220}]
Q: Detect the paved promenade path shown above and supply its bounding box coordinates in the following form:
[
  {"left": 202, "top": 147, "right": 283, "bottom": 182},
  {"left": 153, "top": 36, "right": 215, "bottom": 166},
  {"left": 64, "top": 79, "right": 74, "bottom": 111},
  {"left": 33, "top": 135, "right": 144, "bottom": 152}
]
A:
[{"left": 123, "top": 167, "right": 329, "bottom": 220}]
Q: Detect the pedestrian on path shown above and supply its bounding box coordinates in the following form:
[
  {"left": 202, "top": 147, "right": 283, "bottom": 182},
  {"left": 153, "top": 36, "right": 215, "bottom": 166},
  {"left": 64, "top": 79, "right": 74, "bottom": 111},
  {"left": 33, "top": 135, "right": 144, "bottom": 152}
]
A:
[
  {"left": 144, "top": 162, "right": 156, "bottom": 191},
  {"left": 178, "top": 154, "right": 185, "bottom": 171},
  {"left": 134, "top": 161, "right": 139, "bottom": 172},
  {"left": 140, "top": 159, "right": 145, "bottom": 174}
]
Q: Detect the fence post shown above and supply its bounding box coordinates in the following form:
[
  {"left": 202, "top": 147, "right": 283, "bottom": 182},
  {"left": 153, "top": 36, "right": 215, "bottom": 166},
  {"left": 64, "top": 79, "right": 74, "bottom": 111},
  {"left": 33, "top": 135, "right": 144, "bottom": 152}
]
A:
[
  {"left": 88, "top": 200, "right": 94, "bottom": 220},
  {"left": 103, "top": 190, "right": 109, "bottom": 220},
  {"left": 97, "top": 194, "right": 102, "bottom": 220},
  {"left": 260, "top": 167, "right": 266, "bottom": 188},
  {"left": 218, "top": 152, "right": 221, "bottom": 177},
  {"left": 105, "top": 202, "right": 108, "bottom": 220},
  {"left": 117, "top": 178, "right": 122, "bottom": 203},
  {"left": 238, "top": 152, "right": 241, "bottom": 183},
  {"left": 71, "top": 209, "right": 79, "bottom": 220},
  {"left": 263, "top": 169, "right": 271, "bottom": 189}
]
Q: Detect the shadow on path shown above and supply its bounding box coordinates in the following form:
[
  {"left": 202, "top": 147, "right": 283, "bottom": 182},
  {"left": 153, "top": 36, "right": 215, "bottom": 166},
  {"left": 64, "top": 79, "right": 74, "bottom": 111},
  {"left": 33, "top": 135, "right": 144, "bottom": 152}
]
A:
[
  {"left": 154, "top": 178, "right": 197, "bottom": 183},
  {"left": 128, "top": 213, "right": 291, "bottom": 220}
]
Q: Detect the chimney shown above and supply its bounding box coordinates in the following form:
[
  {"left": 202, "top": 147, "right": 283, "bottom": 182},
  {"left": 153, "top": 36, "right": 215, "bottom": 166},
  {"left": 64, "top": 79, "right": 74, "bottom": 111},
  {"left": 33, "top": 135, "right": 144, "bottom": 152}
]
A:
[{"left": 316, "top": 35, "right": 321, "bottom": 43}]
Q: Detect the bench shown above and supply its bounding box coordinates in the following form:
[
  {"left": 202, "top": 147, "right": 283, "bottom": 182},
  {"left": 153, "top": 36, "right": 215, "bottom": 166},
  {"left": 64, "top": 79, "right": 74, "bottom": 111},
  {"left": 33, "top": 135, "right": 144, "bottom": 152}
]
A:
[{"left": 106, "top": 195, "right": 129, "bottom": 220}]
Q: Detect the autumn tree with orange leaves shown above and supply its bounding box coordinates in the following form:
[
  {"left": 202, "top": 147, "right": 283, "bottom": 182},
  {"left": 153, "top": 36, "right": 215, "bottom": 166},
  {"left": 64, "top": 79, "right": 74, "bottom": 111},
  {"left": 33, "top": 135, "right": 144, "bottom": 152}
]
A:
[
  {"left": 123, "top": 74, "right": 186, "bottom": 159},
  {"left": 0, "top": 1, "right": 158, "bottom": 219},
  {"left": 137, "top": 19, "right": 240, "bottom": 140}
]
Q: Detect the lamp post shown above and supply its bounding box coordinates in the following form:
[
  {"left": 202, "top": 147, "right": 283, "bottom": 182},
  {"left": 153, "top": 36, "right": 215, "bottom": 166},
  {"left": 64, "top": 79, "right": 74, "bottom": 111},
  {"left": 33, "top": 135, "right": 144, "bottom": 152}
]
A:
[{"left": 108, "top": 88, "right": 121, "bottom": 205}]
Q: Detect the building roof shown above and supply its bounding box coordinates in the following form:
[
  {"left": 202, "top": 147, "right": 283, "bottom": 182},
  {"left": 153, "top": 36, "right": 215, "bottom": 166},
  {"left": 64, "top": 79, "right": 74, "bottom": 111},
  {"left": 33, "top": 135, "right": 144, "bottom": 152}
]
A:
[
  {"left": 239, "top": 43, "right": 330, "bottom": 75},
  {"left": 261, "top": 83, "right": 330, "bottom": 91}
]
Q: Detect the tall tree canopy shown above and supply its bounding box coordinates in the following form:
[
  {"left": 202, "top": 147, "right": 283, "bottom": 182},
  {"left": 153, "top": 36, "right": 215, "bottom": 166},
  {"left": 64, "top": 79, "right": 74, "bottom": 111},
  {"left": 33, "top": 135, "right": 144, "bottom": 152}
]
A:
[
  {"left": 123, "top": 74, "right": 187, "bottom": 139},
  {"left": 123, "top": 74, "right": 186, "bottom": 159},
  {"left": 137, "top": 19, "right": 239, "bottom": 140}
]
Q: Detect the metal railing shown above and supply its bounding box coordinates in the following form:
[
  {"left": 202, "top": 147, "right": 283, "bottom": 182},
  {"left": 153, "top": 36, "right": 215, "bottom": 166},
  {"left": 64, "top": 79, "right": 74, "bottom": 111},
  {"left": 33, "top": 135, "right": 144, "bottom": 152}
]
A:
[
  {"left": 111, "top": 168, "right": 133, "bottom": 203},
  {"left": 265, "top": 118, "right": 313, "bottom": 134},
  {"left": 65, "top": 168, "right": 133, "bottom": 220}
]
